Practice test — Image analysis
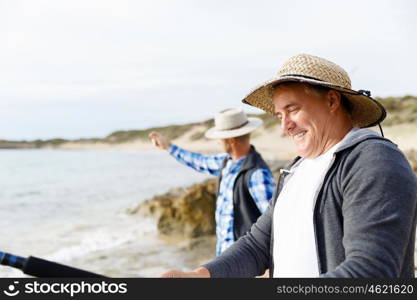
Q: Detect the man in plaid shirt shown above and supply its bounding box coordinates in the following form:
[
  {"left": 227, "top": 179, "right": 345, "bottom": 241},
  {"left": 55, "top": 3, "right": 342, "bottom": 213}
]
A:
[{"left": 149, "top": 108, "right": 275, "bottom": 256}]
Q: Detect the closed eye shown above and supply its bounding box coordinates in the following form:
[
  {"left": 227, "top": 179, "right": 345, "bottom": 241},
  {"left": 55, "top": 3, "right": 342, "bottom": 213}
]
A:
[
  {"left": 287, "top": 104, "right": 299, "bottom": 112},
  {"left": 274, "top": 104, "right": 299, "bottom": 120}
]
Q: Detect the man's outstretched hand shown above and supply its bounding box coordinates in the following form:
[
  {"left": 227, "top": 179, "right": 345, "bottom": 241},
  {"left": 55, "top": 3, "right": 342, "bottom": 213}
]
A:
[{"left": 148, "top": 131, "right": 171, "bottom": 150}]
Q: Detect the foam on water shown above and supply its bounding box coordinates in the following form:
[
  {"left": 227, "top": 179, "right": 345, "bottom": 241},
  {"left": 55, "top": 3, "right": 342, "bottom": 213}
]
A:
[{"left": 47, "top": 218, "right": 153, "bottom": 263}]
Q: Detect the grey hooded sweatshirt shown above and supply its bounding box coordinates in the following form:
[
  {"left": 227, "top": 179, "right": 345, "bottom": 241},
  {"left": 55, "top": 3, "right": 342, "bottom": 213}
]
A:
[{"left": 203, "top": 129, "right": 417, "bottom": 278}]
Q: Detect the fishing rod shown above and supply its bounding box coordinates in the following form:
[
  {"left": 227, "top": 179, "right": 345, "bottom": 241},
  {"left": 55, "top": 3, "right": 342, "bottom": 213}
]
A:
[{"left": 0, "top": 251, "right": 106, "bottom": 278}]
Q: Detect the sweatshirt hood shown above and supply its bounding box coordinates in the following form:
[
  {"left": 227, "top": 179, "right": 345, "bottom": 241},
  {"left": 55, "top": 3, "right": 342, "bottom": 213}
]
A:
[{"left": 335, "top": 128, "right": 390, "bottom": 154}]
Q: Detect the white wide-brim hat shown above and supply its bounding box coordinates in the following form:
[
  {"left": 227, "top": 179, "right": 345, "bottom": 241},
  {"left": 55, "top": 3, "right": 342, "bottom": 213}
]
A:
[
  {"left": 205, "top": 108, "right": 263, "bottom": 139},
  {"left": 242, "top": 53, "right": 386, "bottom": 128}
]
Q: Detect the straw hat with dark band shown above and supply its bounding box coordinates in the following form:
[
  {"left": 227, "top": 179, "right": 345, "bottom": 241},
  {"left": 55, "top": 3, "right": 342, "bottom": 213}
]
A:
[{"left": 242, "top": 54, "right": 386, "bottom": 128}]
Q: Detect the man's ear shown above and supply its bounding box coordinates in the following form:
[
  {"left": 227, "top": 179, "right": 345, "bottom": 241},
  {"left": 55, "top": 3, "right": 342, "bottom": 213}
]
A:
[{"left": 327, "top": 90, "right": 342, "bottom": 113}]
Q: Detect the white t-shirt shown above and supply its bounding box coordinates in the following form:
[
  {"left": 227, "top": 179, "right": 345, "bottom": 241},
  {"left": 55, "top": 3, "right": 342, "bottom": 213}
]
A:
[{"left": 273, "top": 130, "right": 357, "bottom": 277}]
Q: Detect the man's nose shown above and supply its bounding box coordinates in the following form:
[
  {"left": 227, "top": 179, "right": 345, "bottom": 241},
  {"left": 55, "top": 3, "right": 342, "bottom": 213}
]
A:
[
  {"left": 280, "top": 115, "right": 294, "bottom": 134},
  {"left": 280, "top": 115, "right": 288, "bottom": 131}
]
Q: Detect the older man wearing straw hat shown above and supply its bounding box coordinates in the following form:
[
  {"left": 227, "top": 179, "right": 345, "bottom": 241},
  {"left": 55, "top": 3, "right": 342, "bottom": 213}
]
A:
[
  {"left": 149, "top": 108, "right": 275, "bottom": 256},
  {"left": 160, "top": 54, "right": 417, "bottom": 278}
]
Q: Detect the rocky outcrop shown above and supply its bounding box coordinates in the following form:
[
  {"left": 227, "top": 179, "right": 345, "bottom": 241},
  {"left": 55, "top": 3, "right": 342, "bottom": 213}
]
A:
[{"left": 128, "top": 179, "right": 217, "bottom": 238}]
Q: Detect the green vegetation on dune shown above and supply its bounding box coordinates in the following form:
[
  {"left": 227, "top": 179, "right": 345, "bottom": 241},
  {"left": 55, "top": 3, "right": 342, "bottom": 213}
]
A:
[
  {"left": 33, "top": 138, "right": 103, "bottom": 148},
  {"left": 377, "top": 95, "right": 417, "bottom": 126},
  {"left": 103, "top": 121, "right": 210, "bottom": 143},
  {"left": 33, "top": 138, "right": 68, "bottom": 147}
]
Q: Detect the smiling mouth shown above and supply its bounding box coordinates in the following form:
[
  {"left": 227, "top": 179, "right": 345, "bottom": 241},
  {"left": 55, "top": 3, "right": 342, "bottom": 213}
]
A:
[{"left": 292, "top": 131, "right": 307, "bottom": 140}]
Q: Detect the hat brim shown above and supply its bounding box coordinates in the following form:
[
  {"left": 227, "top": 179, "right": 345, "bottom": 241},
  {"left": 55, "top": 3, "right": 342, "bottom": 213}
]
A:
[
  {"left": 204, "top": 117, "right": 263, "bottom": 139},
  {"left": 242, "top": 76, "right": 386, "bottom": 128}
]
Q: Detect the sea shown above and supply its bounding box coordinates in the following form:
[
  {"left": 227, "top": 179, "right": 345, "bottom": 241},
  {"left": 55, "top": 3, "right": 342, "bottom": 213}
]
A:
[{"left": 0, "top": 149, "right": 211, "bottom": 277}]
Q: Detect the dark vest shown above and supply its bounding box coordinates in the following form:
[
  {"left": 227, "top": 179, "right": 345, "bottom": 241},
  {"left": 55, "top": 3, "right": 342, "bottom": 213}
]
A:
[{"left": 218, "top": 146, "right": 271, "bottom": 241}]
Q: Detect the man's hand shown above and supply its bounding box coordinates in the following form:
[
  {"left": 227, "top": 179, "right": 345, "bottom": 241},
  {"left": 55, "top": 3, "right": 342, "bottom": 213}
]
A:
[
  {"left": 148, "top": 131, "right": 171, "bottom": 150},
  {"left": 160, "top": 267, "right": 211, "bottom": 278}
]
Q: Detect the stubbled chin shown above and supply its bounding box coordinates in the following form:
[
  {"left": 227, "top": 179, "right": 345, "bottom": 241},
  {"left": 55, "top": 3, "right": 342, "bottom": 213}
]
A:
[{"left": 293, "top": 137, "right": 309, "bottom": 157}]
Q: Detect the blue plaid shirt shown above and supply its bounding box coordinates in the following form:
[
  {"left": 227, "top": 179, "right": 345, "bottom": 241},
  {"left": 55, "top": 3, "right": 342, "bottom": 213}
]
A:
[{"left": 168, "top": 144, "right": 275, "bottom": 255}]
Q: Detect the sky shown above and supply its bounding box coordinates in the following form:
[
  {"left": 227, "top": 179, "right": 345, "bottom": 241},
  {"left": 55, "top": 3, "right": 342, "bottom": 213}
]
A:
[{"left": 0, "top": 0, "right": 416, "bottom": 140}]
